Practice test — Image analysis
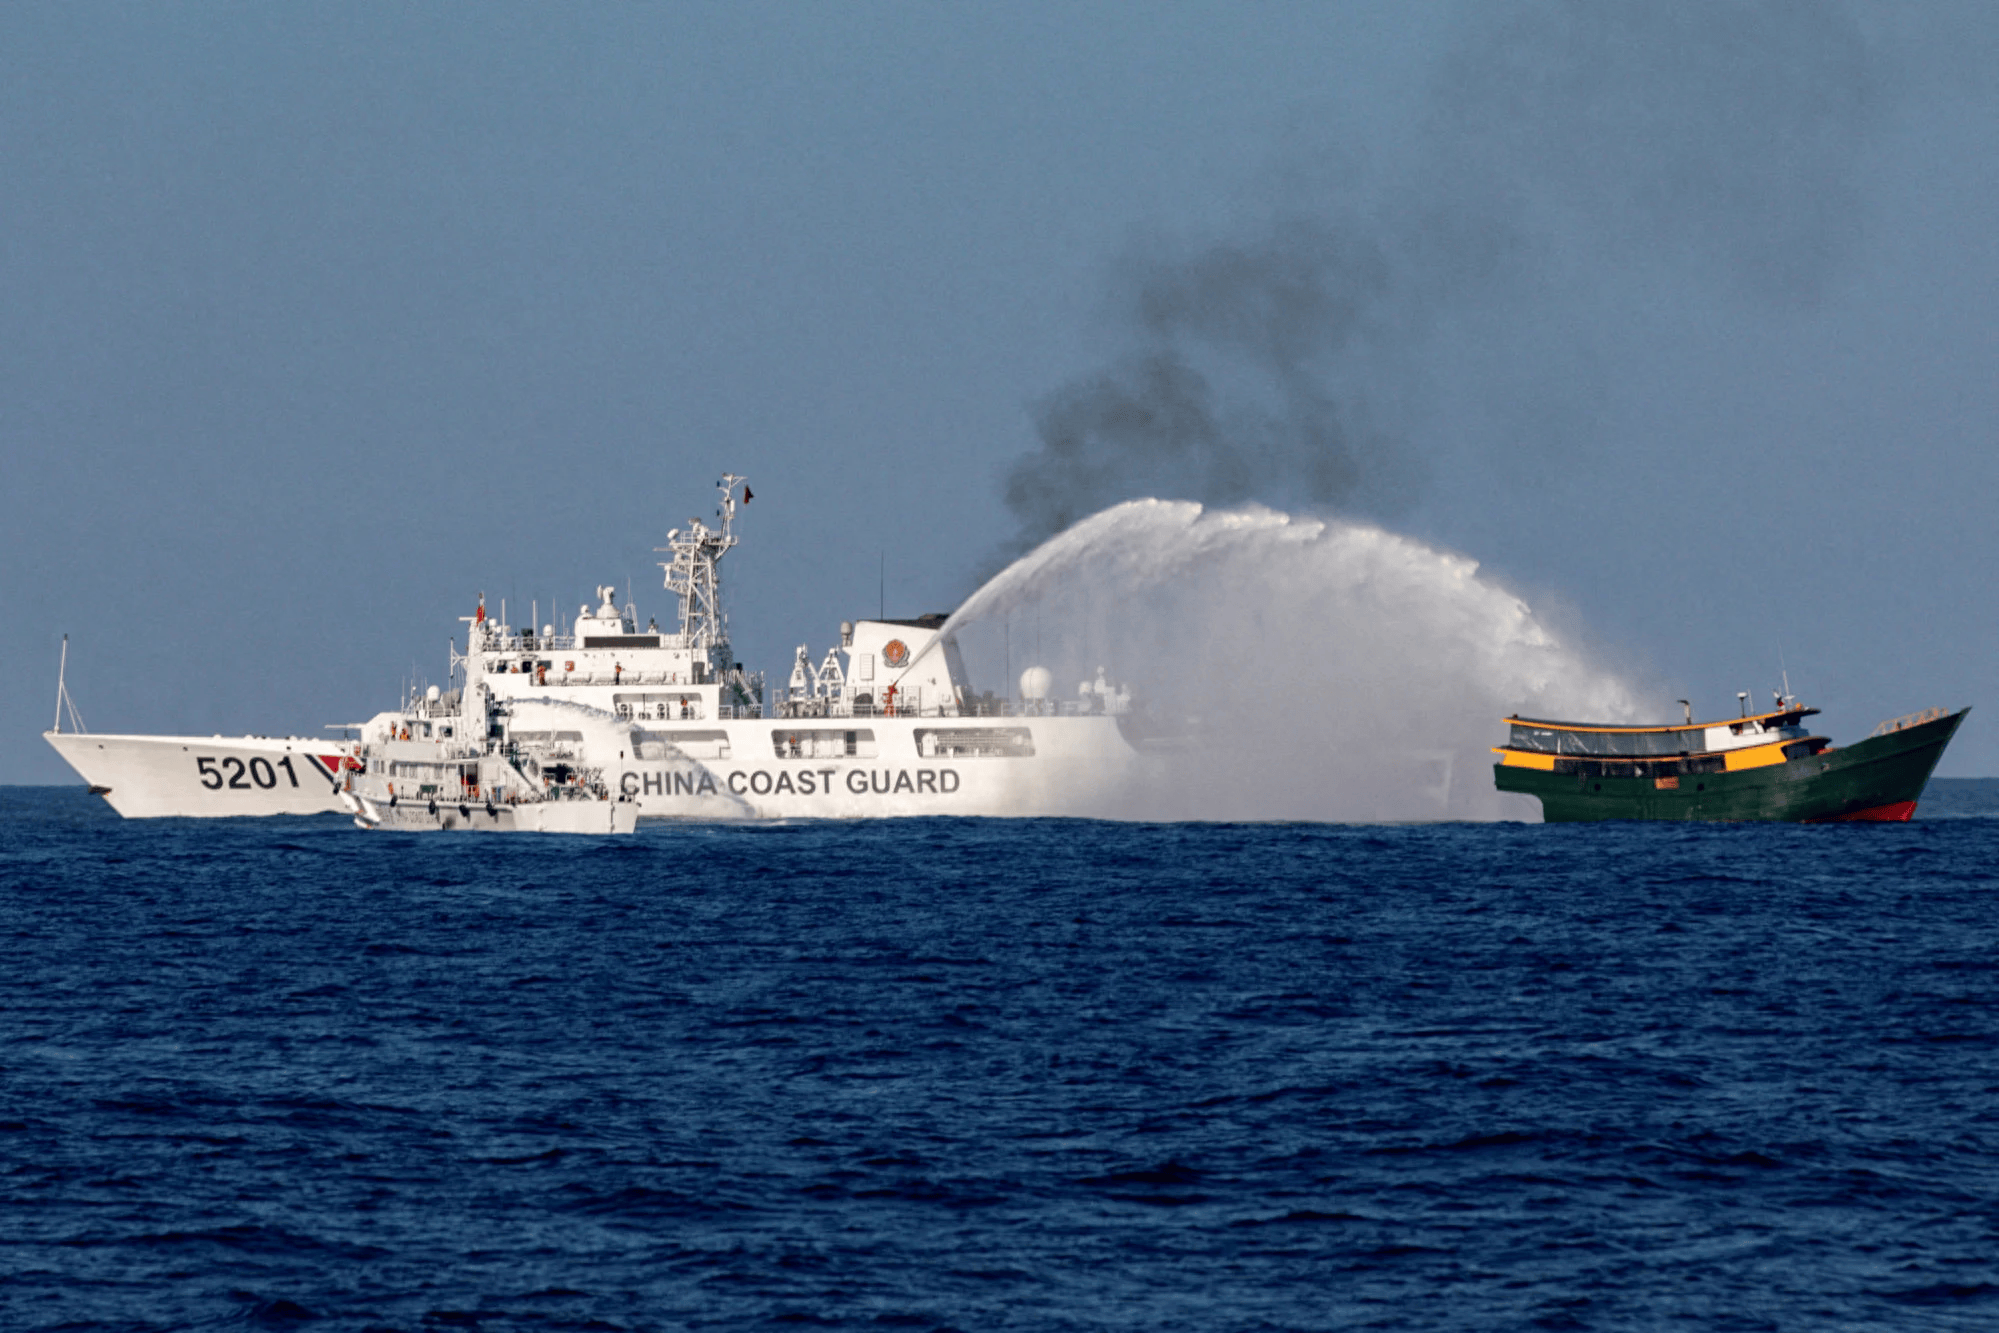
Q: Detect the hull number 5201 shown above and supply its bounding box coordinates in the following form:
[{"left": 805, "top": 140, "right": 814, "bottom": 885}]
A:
[{"left": 196, "top": 756, "right": 299, "bottom": 790}]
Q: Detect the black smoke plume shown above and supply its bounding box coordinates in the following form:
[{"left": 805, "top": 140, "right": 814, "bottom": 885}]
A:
[{"left": 1001, "top": 0, "right": 1881, "bottom": 555}]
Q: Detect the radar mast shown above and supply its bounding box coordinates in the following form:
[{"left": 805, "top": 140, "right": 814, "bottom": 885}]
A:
[{"left": 657, "top": 474, "right": 747, "bottom": 655}]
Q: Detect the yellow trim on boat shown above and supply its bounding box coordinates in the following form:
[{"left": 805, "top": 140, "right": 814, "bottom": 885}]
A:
[
  {"left": 1723, "top": 742, "right": 1789, "bottom": 772},
  {"left": 1493, "top": 749, "right": 1556, "bottom": 770}
]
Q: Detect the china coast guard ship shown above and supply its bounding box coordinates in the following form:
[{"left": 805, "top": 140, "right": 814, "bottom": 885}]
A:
[{"left": 47, "top": 476, "right": 1141, "bottom": 830}]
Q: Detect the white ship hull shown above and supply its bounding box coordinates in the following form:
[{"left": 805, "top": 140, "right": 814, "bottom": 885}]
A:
[
  {"left": 606, "top": 714, "right": 1135, "bottom": 819},
  {"left": 44, "top": 732, "right": 350, "bottom": 819},
  {"left": 43, "top": 715, "right": 1141, "bottom": 822}
]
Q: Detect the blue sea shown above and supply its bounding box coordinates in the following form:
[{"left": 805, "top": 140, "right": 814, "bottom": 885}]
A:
[{"left": 4, "top": 783, "right": 1998, "bottom": 1332}]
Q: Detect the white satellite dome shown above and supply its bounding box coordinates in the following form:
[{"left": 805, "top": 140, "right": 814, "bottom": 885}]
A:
[{"left": 1018, "top": 666, "right": 1052, "bottom": 702}]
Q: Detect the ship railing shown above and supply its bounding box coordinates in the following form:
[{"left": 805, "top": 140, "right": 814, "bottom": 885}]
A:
[
  {"left": 479, "top": 631, "right": 709, "bottom": 654},
  {"left": 480, "top": 633, "right": 579, "bottom": 653},
  {"left": 619, "top": 703, "right": 710, "bottom": 722},
  {"left": 394, "top": 743, "right": 480, "bottom": 762},
  {"left": 1870, "top": 706, "right": 1948, "bottom": 737},
  {"left": 761, "top": 698, "right": 1121, "bottom": 721}
]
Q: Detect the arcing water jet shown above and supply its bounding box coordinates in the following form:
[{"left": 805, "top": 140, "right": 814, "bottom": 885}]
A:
[{"left": 945, "top": 499, "right": 1638, "bottom": 821}]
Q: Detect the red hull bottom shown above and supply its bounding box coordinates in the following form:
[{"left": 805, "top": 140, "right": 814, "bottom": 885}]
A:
[{"left": 1812, "top": 800, "right": 1918, "bottom": 823}]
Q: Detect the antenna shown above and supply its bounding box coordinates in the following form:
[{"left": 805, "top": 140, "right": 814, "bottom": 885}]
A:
[
  {"left": 51, "top": 635, "right": 86, "bottom": 735},
  {"left": 1677, "top": 699, "right": 1691, "bottom": 725},
  {"left": 879, "top": 550, "right": 884, "bottom": 620},
  {"left": 1737, "top": 691, "right": 1749, "bottom": 717},
  {"left": 53, "top": 634, "right": 65, "bottom": 733}
]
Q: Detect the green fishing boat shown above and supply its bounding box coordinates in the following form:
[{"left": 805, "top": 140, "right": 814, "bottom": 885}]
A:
[{"left": 1492, "top": 699, "right": 1969, "bottom": 823}]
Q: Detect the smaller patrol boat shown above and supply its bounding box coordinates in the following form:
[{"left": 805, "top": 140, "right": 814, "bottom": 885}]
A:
[
  {"left": 1492, "top": 696, "right": 1969, "bottom": 822},
  {"left": 335, "top": 689, "right": 640, "bottom": 835}
]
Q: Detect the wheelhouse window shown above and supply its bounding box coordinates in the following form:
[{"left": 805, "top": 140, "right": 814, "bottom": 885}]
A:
[{"left": 913, "top": 727, "right": 1035, "bottom": 758}]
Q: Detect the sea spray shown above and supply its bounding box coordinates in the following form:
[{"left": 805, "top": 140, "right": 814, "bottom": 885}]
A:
[{"left": 943, "top": 499, "right": 1637, "bottom": 821}]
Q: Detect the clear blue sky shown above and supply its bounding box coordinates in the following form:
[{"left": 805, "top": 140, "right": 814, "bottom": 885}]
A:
[{"left": 5, "top": 2, "right": 1995, "bottom": 782}]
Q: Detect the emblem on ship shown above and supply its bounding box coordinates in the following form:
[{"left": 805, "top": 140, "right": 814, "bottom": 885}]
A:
[{"left": 882, "top": 639, "right": 910, "bottom": 668}]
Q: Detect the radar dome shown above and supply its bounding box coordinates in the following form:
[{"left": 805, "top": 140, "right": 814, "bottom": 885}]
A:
[
  {"left": 425, "top": 685, "right": 441, "bottom": 701},
  {"left": 1019, "top": 666, "right": 1052, "bottom": 702}
]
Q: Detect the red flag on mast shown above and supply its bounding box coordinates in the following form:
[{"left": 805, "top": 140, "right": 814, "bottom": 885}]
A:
[{"left": 742, "top": 486, "right": 754, "bottom": 504}]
